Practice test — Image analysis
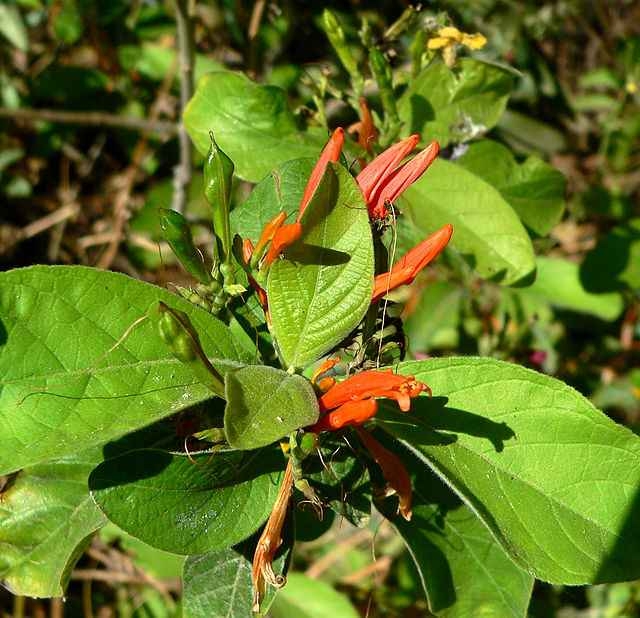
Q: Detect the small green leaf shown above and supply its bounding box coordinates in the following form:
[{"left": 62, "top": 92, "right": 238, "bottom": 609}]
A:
[
  {"left": 581, "top": 218, "right": 640, "bottom": 293},
  {"left": 268, "top": 164, "right": 374, "bottom": 368},
  {"left": 0, "top": 451, "right": 106, "bottom": 597},
  {"left": 183, "top": 537, "right": 289, "bottom": 618},
  {"left": 90, "top": 449, "right": 283, "bottom": 555},
  {"left": 270, "top": 573, "right": 359, "bottom": 618},
  {"left": 456, "top": 140, "right": 566, "bottom": 236},
  {"left": 0, "top": 5, "right": 28, "bottom": 52},
  {"left": 184, "top": 71, "right": 326, "bottom": 182},
  {"left": 527, "top": 256, "right": 624, "bottom": 321},
  {"left": 230, "top": 158, "right": 315, "bottom": 243},
  {"left": 225, "top": 365, "right": 319, "bottom": 449},
  {"left": 183, "top": 549, "right": 255, "bottom": 618},
  {"left": 404, "top": 281, "right": 463, "bottom": 352},
  {"left": 378, "top": 357, "right": 640, "bottom": 584},
  {"left": 397, "top": 59, "right": 513, "bottom": 146},
  {"left": 399, "top": 159, "right": 536, "bottom": 285},
  {"left": 0, "top": 266, "right": 252, "bottom": 474},
  {"left": 384, "top": 439, "right": 533, "bottom": 617},
  {"left": 496, "top": 110, "right": 568, "bottom": 156}
]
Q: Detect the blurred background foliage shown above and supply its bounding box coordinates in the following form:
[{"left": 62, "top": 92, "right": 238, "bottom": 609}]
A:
[{"left": 0, "top": 0, "right": 638, "bottom": 616}]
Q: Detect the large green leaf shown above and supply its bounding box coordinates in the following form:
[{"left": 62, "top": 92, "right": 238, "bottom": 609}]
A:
[
  {"left": 399, "top": 159, "right": 536, "bottom": 285},
  {"left": 225, "top": 365, "right": 319, "bottom": 449},
  {"left": 184, "top": 71, "right": 326, "bottom": 182},
  {"left": 397, "top": 59, "right": 513, "bottom": 147},
  {"left": 456, "top": 140, "right": 566, "bottom": 236},
  {"left": 0, "top": 266, "right": 252, "bottom": 474},
  {"left": 378, "top": 357, "right": 640, "bottom": 584},
  {"left": 90, "top": 448, "right": 283, "bottom": 555},
  {"left": 384, "top": 437, "right": 533, "bottom": 617},
  {"left": 525, "top": 256, "right": 624, "bottom": 321},
  {"left": 0, "top": 451, "right": 106, "bottom": 597},
  {"left": 230, "top": 158, "right": 314, "bottom": 243},
  {"left": 267, "top": 164, "right": 374, "bottom": 369}
]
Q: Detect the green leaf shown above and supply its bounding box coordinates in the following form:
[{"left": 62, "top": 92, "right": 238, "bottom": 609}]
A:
[
  {"left": 404, "top": 281, "right": 463, "bottom": 352},
  {"left": 225, "top": 365, "right": 319, "bottom": 449},
  {"left": 184, "top": 71, "right": 326, "bottom": 182},
  {"left": 52, "top": 0, "right": 83, "bottom": 45},
  {"left": 230, "top": 158, "right": 315, "bottom": 243},
  {"left": 90, "top": 448, "right": 283, "bottom": 555},
  {"left": 0, "top": 266, "right": 252, "bottom": 474},
  {"left": 581, "top": 218, "right": 640, "bottom": 293},
  {"left": 456, "top": 140, "right": 566, "bottom": 236},
  {"left": 397, "top": 59, "right": 513, "bottom": 147},
  {"left": 0, "top": 451, "right": 106, "bottom": 597},
  {"left": 526, "top": 256, "right": 624, "bottom": 321},
  {"left": 0, "top": 5, "right": 28, "bottom": 51},
  {"left": 496, "top": 110, "right": 568, "bottom": 156},
  {"left": 183, "top": 538, "right": 288, "bottom": 618},
  {"left": 267, "top": 164, "right": 374, "bottom": 369},
  {"left": 386, "top": 439, "right": 533, "bottom": 617},
  {"left": 378, "top": 357, "right": 640, "bottom": 584},
  {"left": 399, "top": 159, "right": 536, "bottom": 285},
  {"left": 270, "top": 573, "right": 359, "bottom": 618},
  {"left": 183, "top": 549, "right": 255, "bottom": 618}
]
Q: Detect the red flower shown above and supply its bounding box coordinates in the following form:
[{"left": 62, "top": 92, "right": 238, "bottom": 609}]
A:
[
  {"left": 260, "top": 128, "right": 344, "bottom": 267},
  {"left": 372, "top": 223, "right": 453, "bottom": 302},
  {"left": 357, "top": 137, "right": 439, "bottom": 219},
  {"left": 311, "top": 369, "right": 429, "bottom": 432},
  {"left": 355, "top": 427, "right": 413, "bottom": 521}
]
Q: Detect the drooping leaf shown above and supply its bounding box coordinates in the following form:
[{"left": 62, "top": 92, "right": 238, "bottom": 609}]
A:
[
  {"left": 0, "top": 5, "right": 28, "bottom": 51},
  {"left": 496, "top": 110, "right": 568, "bottom": 156},
  {"left": 184, "top": 71, "right": 326, "bottom": 182},
  {"left": 526, "top": 256, "right": 624, "bottom": 321},
  {"left": 230, "top": 158, "right": 314, "bottom": 242},
  {"left": 397, "top": 59, "right": 513, "bottom": 147},
  {"left": 456, "top": 140, "right": 566, "bottom": 236},
  {"left": 378, "top": 357, "right": 640, "bottom": 585},
  {"left": 267, "top": 164, "right": 374, "bottom": 369},
  {"left": 0, "top": 266, "right": 252, "bottom": 474},
  {"left": 270, "top": 573, "right": 360, "bottom": 618},
  {"left": 399, "top": 159, "right": 536, "bottom": 285},
  {"left": 380, "top": 435, "right": 533, "bottom": 617},
  {"left": 0, "top": 451, "right": 106, "bottom": 597},
  {"left": 224, "top": 365, "right": 319, "bottom": 450},
  {"left": 90, "top": 448, "right": 284, "bottom": 555}
]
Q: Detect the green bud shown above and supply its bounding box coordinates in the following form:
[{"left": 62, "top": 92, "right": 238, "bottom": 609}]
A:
[
  {"left": 204, "top": 132, "right": 234, "bottom": 264},
  {"left": 369, "top": 47, "right": 399, "bottom": 124},
  {"left": 321, "top": 9, "right": 364, "bottom": 96},
  {"left": 159, "top": 209, "right": 212, "bottom": 284}
]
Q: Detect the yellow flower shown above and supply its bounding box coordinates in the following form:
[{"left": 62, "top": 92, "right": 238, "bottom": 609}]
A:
[
  {"left": 626, "top": 80, "right": 638, "bottom": 95},
  {"left": 428, "top": 26, "right": 487, "bottom": 52}
]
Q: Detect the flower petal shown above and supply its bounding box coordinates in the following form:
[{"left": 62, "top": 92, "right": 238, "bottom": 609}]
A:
[
  {"left": 356, "top": 134, "right": 420, "bottom": 202},
  {"left": 298, "top": 127, "right": 344, "bottom": 221},
  {"left": 262, "top": 222, "right": 303, "bottom": 266},
  {"left": 312, "top": 399, "right": 378, "bottom": 432},
  {"left": 367, "top": 141, "right": 439, "bottom": 218},
  {"left": 355, "top": 427, "right": 413, "bottom": 521}
]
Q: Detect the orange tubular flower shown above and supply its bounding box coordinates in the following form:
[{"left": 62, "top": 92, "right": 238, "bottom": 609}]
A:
[
  {"left": 356, "top": 136, "right": 439, "bottom": 219},
  {"left": 355, "top": 427, "right": 413, "bottom": 521},
  {"left": 372, "top": 223, "right": 454, "bottom": 302},
  {"left": 348, "top": 98, "right": 378, "bottom": 153},
  {"left": 310, "top": 369, "right": 429, "bottom": 433},
  {"left": 258, "top": 128, "right": 344, "bottom": 268}
]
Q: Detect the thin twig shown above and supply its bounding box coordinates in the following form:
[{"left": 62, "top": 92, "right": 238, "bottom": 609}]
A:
[
  {"left": 247, "top": 0, "right": 267, "bottom": 77},
  {"left": 171, "top": 0, "right": 195, "bottom": 214},
  {"left": 20, "top": 203, "right": 80, "bottom": 240},
  {"left": 0, "top": 107, "right": 177, "bottom": 136},
  {"left": 71, "top": 570, "right": 181, "bottom": 593},
  {"left": 340, "top": 555, "right": 392, "bottom": 585},
  {"left": 305, "top": 529, "right": 373, "bottom": 579}
]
